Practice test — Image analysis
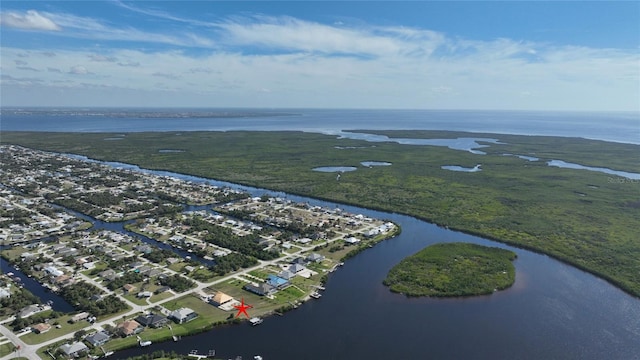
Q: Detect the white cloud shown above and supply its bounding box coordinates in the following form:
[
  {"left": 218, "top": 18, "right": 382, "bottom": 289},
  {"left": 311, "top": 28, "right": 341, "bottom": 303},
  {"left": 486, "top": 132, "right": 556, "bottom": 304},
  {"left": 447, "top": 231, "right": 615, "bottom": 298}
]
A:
[
  {"left": 0, "top": 10, "right": 61, "bottom": 31},
  {"left": 69, "top": 65, "right": 89, "bottom": 75},
  {"left": 216, "top": 16, "right": 445, "bottom": 57},
  {"left": 0, "top": 11, "right": 637, "bottom": 111}
]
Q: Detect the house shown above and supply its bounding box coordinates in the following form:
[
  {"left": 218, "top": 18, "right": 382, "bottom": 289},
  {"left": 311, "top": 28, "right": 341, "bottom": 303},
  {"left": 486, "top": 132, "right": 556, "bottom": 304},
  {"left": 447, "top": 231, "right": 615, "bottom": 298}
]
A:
[
  {"left": 289, "top": 264, "right": 306, "bottom": 274},
  {"left": 123, "top": 284, "right": 136, "bottom": 294},
  {"left": 43, "top": 266, "right": 64, "bottom": 277},
  {"left": 137, "top": 291, "right": 153, "bottom": 298},
  {"left": 278, "top": 269, "right": 295, "bottom": 280},
  {"left": 116, "top": 320, "right": 144, "bottom": 337},
  {"left": 59, "top": 342, "right": 89, "bottom": 357},
  {"left": 85, "top": 331, "right": 110, "bottom": 347},
  {"left": 169, "top": 308, "right": 198, "bottom": 324},
  {"left": 0, "top": 288, "right": 10, "bottom": 299},
  {"left": 70, "top": 312, "right": 89, "bottom": 323},
  {"left": 306, "top": 253, "right": 325, "bottom": 263},
  {"left": 54, "top": 274, "right": 73, "bottom": 286},
  {"left": 266, "top": 275, "right": 289, "bottom": 289},
  {"left": 155, "top": 286, "right": 171, "bottom": 294},
  {"left": 166, "top": 257, "right": 180, "bottom": 265},
  {"left": 32, "top": 323, "right": 51, "bottom": 334},
  {"left": 210, "top": 291, "right": 233, "bottom": 306},
  {"left": 134, "top": 313, "right": 169, "bottom": 328},
  {"left": 295, "top": 237, "right": 312, "bottom": 244},
  {"left": 98, "top": 269, "right": 117, "bottom": 281},
  {"left": 344, "top": 237, "right": 360, "bottom": 244},
  {"left": 244, "top": 282, "right": 276, "bottom": 296}
]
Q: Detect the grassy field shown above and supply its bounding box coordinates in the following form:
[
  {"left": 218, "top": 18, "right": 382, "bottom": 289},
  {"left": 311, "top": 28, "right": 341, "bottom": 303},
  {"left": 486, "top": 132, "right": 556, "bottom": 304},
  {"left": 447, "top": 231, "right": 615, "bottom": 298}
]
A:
[
  {"left": 384, "top": 242, "right": 516, "bottom": 297},
  {"left": 2, "top": 130, "right": 639, "bottom": 297},
  {"left": 0, "top": 343, "right": 16, "bottom": 358}
]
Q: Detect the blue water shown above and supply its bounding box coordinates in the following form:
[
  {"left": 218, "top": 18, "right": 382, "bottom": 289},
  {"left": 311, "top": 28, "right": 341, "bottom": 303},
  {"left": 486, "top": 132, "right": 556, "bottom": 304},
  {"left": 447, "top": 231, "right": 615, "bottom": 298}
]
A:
[
  {"left": 548, "top": 160, "right": 640, "bottom": 180},
  {"left": 1, "top": 108, "right": 638, "bottom": 144}
]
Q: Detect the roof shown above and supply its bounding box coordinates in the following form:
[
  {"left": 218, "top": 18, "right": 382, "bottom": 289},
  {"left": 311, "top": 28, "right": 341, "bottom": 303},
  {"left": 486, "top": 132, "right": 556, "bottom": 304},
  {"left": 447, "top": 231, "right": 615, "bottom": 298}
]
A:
[
  {"left": 59, "top": 342, "right": 88, "bottom": 355},
  {"left": 307, "top": 253, "right": 324, "bottom": 261},
  {"left": 266, "top": 275, "right": 288, "bottom": 287},
  {"left": 32, "top": 323, "right": 51, "bottom": 333},
  {"left": 244, "top": 282, "right": 275, "bottom": 295},
  {"left": 117, "top": 320, "right": 141, "bottom": 335},
  {"left": 289, "top": 264, "right": 306, "bottom": 273},
  {"left": 170, "top": 308, "right": 195, "bottom": 320},
  {"left": 278, "top": 270, "right": 295, "bottom": 280},
  {"left": 85, "top": 331, "right": 110, "bottom": 345},
  {"left": 211, "top": 291, "right": 233, "bottom": 305}
]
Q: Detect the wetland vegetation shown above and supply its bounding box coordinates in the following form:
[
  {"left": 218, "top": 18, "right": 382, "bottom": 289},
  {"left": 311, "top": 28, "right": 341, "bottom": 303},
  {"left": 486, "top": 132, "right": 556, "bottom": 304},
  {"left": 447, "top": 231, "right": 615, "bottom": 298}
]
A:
[
  {"left": 383, "top": 242, "right": 516, "bottom": 297},
  {"left": 3, "top": 130, "right": 639, "bottom": 297}
]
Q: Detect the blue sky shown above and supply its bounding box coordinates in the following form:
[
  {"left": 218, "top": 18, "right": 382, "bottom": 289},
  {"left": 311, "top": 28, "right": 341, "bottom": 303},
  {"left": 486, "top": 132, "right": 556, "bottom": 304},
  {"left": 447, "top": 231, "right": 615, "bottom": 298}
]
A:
[{"left": 1, "top": 1, "right": 638, "bottom": 110}]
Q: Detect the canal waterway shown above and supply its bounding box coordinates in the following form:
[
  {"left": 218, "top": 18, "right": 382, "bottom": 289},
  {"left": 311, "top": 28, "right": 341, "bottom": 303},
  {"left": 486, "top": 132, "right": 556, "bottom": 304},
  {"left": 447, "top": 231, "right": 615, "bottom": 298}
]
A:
[{"left": 20, "top": 157, "right": 637, "bottom": 360}]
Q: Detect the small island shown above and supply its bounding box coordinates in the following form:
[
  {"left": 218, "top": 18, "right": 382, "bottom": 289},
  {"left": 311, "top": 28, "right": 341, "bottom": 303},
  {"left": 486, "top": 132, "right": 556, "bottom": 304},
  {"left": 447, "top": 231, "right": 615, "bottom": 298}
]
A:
[{"left": 383, "top": 242, "right": 517, "bottom": 297}]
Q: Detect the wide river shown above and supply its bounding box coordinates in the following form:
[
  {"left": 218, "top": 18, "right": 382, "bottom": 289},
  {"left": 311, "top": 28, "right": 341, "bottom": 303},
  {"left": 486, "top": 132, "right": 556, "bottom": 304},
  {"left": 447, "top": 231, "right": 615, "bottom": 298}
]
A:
[{"left": 34, "top": 160, "right": 640, "bottom": 360}]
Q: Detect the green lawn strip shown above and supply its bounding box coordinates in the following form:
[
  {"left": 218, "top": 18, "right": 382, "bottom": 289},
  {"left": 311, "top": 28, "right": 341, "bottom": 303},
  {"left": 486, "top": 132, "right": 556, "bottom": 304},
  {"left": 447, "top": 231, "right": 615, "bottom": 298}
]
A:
[
  {"left": 149, "top": 292, "right": 174, "bottom": 303},
  {"left": 3, "top": 131, "right": 638, "bottom": 297},
  {"left": 0, "top": 343, "right": 16, "bottom": 357},
  {"left": 20, "top": 314, "right": 94, "bottom": 345},
  {"left": 383, "top": 242, "right": 517, "bottom": 297}
]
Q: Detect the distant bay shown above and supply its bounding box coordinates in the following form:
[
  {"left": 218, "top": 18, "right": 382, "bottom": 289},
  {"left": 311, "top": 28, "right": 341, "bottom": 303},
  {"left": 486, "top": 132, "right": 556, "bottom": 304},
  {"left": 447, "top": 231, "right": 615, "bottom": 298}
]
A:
[{"left": 1, "top": 108, "right": 638, "bottom": 145}]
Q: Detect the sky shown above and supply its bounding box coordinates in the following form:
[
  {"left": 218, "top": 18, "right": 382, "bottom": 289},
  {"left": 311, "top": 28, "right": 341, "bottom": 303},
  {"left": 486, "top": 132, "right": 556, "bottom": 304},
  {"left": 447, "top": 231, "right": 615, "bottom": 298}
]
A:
[{"left": 1, "top": 1, "right": 639, "bottom": 111}]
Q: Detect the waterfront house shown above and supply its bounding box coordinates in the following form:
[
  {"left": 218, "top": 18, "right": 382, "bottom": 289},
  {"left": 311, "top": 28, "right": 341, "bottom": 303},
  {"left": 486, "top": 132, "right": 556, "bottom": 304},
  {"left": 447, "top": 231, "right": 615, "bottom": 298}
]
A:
[
  {"left": 70, "top": 312, "right": 89, "bottom": 323},
  {"left": 169, "top": 308, "right": 198, "bottom": 324},
  {"left": 59, "top": 342, "right": 89, "bottom": 357},
  {"left": 306, "top": 253, "right": 325, "bottom": 263},
  {"left": 210, "top": 291, "right": 233, "bottom": 306},
  {"left": 344, "top": 237, "right": 360, "bottom": 244},
  {"left": 289, "top": 264, "right": 306, "bottom": 274},
  {"left": 85, "top": 331, "right": 110, "bottom": 347},
  {"left": 116, "top": 320, "right": 144, "bottom": 337},
  {"left": 134, "top": 313, "right": 169, "bottom": 328},
  {"left": 278, "top": 269, "right": 295, "bottom": 280},
  {"left": 266, "top": 275, "right": 289, "bottom": 289},
  {"left": 244, "top": 282, "right": 276, "bottom": 296}
]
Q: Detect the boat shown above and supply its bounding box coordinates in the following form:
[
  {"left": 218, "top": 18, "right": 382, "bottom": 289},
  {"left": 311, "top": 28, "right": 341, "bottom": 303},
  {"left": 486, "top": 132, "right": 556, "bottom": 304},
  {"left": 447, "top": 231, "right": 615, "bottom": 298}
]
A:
[
  {"left": 254, "top": 356, "right": 263, "bottom": 360},
  {"left": 139, "top": 340, "right": 152, "bottom": 347},
  {"left": 249, "top": 317, "right": 263, "bottom": 326},
  {"left": 310, "top": 292, "right": 322, "bottom": 299}
]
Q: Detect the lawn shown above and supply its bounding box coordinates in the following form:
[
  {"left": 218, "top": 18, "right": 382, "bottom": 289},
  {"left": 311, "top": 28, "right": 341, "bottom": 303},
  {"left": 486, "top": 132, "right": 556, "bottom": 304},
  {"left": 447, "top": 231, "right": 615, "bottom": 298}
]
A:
[
  {"left": 21, "top": 314, "right": 90, "bottom": 345},
  {"left": 0, "top": 343, "right": 16, "bottom": 358}
]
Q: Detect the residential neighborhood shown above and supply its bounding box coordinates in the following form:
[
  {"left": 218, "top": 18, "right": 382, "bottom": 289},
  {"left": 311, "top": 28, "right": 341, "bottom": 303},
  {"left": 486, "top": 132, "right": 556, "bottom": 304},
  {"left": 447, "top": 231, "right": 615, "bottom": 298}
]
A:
[{"left": 0, "top": 145, "right": 398, "bottom": 360}]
